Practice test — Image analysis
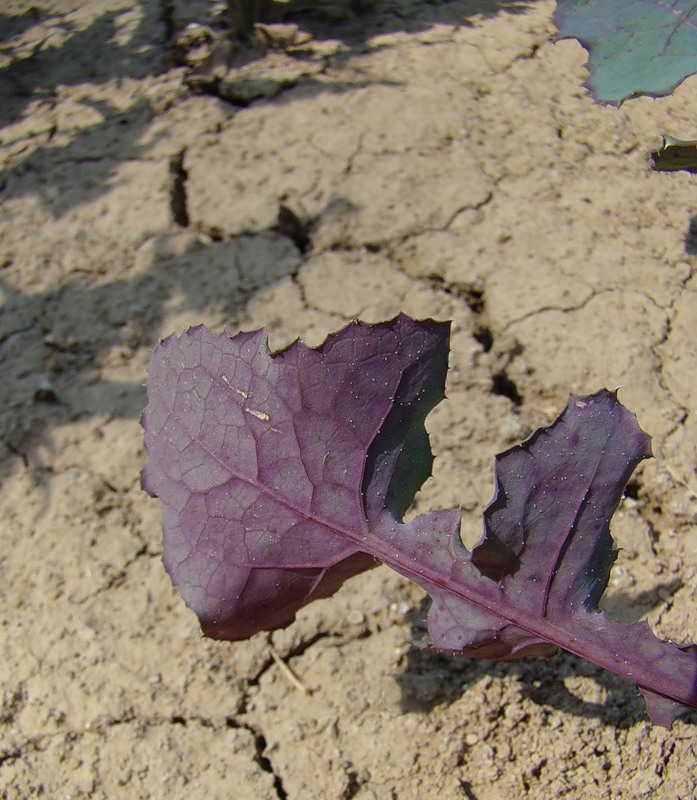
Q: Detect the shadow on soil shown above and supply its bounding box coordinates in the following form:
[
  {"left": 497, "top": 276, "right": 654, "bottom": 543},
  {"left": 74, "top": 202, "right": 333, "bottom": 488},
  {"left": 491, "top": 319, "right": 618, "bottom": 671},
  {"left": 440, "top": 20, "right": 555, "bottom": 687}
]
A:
[
  {"left": 246, "top": 0, "right": 533, "bottom": 44},
  {"left": 0, "top": 0, "right": 536, "bottom": 479},
  {"left": 0, "top": 5, "right": 165, "bottom": 127},
  {"left": 684, "top": 214, "right": 697, "bottom": 255},
  {"left": 186, "top": 0, "right": 535, "bottom": 104},
  {"left": 0, "top": 228, "right": 301, "bottom": 481},
  {"left": 397, "top": 590, "right": 696, "bottom": 728},
  {"left": 0, "top": 0, "right": 535, "bottom": 211}
]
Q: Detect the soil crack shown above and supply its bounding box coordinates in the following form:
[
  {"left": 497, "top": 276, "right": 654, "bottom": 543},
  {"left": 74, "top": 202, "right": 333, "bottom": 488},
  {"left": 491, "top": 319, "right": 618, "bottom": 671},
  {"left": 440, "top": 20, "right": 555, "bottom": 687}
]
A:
[
  {"left": 500, "top": 286, "right": 604, "bottom": 332},
  {"left": 226, "top": 717, "right": 288, "bottom": 799}
]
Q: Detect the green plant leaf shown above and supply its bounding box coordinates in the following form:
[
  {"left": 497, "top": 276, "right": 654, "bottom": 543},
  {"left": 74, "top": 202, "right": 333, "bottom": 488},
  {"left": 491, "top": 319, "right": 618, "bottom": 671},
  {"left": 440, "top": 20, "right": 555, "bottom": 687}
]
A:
[
  {"left": 554, "top": 1, "right": 697, "bottom": 104},
  {"left": 651, "top": 135, "right": 697, "bottom": 173}
]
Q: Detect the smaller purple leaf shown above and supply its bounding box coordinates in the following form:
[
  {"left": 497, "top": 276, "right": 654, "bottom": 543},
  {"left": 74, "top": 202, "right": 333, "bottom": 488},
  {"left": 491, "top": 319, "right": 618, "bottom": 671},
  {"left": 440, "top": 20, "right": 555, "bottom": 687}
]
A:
[
  {"left": 475, "top": 390, "right": 649, "bottom": 612},
  {"left": 423, "top": 390, "right": 697, "bottom": 727}
]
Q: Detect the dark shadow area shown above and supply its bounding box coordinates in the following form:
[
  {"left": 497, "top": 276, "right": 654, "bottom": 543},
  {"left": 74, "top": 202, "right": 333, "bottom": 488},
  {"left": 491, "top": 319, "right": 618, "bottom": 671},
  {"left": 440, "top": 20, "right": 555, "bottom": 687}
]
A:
[
  {"left": 491, "top": 369, "right": 523, "bottom": 405},
  {"left": 0, "top": 0, "right": 537, "bottom": 479},
  {"left": 1, "top": 0, "right": 536, "bottom": 211},
  {"left": 0, "top": 168, "right": 385, "bottom": 486},
  {"left": 0, "top": 3, "right": 168, "bottom": 214},
  {"left": 396, "top": 594, "right": 696, "bottom": 728},
  {"left": 261, "top": 0, "right": 534, "bottom": 47},
  {"left": 684, "top": 214, "right": 697, "bottom": 255},
  {"left": 599, "top": 578, "right": 683, "bottom": 623},
  {"left": 189, "top": 66, "right": 404, "bottom": 110},
  {"left": 0, "top": 4, "right": 165, "bottom": 128},
  {"left": 0, "top": 8, "right": 46, "bottom": 45},
  {"left": 185, "top": 0, "right": 536, "bottom": 104},
  {"left": 0, "top": 226, "right": 302, "bottom": 483},
  {"left": 0, "top": 98, "right": 158, "bottom": 211}
]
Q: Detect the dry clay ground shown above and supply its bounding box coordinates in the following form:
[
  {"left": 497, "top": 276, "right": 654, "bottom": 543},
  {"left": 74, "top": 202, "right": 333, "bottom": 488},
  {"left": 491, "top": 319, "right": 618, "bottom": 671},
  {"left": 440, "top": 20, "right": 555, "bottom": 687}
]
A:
[{"left": 2, "top": 0, "right": 697, "bottom": 797}]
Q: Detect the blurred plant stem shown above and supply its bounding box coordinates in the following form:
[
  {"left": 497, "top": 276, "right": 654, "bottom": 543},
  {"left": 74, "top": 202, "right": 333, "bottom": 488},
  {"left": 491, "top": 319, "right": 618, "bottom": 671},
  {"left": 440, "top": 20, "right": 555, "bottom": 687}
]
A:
[{"left": 227, "top": 0, "right": 262, "bottom": 40}]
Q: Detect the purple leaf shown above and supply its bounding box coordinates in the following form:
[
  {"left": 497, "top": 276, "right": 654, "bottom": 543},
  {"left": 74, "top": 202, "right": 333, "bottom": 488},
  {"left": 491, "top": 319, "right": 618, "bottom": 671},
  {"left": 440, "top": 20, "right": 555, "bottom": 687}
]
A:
[
  {"left": 142, "top": 316, "right": 697, "bottom": 726},
  {"left": 141, "top": 315, "right": 456, "bottom": 641},
  {"left": 425, "top": 391, "right": 697, "bottom": 726}
]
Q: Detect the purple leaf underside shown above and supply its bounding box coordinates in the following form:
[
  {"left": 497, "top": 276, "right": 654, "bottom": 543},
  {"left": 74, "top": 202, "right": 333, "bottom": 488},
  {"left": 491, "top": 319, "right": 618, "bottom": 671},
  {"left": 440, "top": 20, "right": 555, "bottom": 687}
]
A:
[{"left": 142, "top": 315, "right": 697, "bottom": 727}]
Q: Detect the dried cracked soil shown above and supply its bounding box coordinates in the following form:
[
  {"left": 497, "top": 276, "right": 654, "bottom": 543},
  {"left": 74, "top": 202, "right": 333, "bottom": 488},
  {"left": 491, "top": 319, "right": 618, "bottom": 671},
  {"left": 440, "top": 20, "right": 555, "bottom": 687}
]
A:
[{"left": 2, "top": 1, "right": 697, "bottom": 798}]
